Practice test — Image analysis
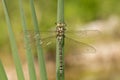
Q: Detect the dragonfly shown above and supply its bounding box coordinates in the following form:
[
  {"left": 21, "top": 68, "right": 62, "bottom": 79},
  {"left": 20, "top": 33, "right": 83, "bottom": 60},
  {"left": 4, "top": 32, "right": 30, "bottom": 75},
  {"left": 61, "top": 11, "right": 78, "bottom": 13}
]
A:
[
  {"left": 32, "top": 24, "right": 99, "bottom": 54},
  {"left": 22, "top": 0, "right": 99, "bottom": 79},
  {"left": 26, "top": 23, "right": 100, "bottom": 77}
]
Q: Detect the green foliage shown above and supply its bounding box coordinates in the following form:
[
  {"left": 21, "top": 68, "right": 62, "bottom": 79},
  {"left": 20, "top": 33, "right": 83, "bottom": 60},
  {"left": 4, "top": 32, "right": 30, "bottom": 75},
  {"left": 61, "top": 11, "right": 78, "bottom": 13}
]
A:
[
  {"left": 2, "top": 0, "right": 25, "bottom": 80},
  {"left": 30, "top": 0, "right": 48, "bottom": 80},
  {"left": 18, "top": 0, "right": 37, "bottom": 80},
  {"left": 1, "top": 0, "right": 48, "bottom": 80},
  {"left": 0, "top": 60, "right": 8, "bottom": 80}
]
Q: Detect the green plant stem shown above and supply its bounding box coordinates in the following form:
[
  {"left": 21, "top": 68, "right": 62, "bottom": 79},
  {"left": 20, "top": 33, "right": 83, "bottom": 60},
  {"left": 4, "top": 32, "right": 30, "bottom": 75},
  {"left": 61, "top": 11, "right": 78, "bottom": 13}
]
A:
[
  {"left": 56, "top": 0, "right": 65, "bottom": 80},
  {"left": 2, "top": 0, "right": 25, "bottom": 80},
  {"left": 57, "top": 0, "right": 64, "bottom": 23},
  {"left": 29, "top": 0, "right": 48, "bottom": 80},
  {"left": 18, "top": 0, "right": 37, "bottom": 80}
]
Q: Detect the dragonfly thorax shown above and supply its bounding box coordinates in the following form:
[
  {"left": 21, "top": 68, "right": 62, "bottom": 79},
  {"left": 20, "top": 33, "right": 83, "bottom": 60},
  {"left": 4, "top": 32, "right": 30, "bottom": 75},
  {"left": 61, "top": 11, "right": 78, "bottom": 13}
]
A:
[{"left": 56, "top": 23, "right": 66, "bottom": 40}]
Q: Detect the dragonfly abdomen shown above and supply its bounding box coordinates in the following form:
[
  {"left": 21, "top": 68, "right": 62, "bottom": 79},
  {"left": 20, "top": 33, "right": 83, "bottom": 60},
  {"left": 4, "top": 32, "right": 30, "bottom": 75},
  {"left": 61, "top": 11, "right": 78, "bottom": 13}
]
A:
[{"left": 58, "top": 39, "right": 64, "bottom": 76}]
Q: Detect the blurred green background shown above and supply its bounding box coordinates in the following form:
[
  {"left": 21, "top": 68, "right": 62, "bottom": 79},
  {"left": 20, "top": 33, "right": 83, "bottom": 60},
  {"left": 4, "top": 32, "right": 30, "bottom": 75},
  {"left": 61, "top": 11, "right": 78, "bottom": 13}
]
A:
[{"left": 1, "top": 0, "right": 120, "bottom": 80}]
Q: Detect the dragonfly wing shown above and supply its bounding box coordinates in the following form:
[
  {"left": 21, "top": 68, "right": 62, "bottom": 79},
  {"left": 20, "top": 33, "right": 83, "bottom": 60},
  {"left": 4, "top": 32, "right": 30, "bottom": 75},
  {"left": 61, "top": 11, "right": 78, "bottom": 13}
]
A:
[
  {"left": 64, "top": 36, "right": 96, "bottom": 55},
  {"left": 38, "top": 35, "right": 56, "bottom": 47},
  {"left": 24, "top": 30, "right": 56, "bottom": 39},
  {"left": 66, "top": 30, "right": 101, "bottom": 38},
  {"left": 20, "top": 29, "right": 56, "bottom": 46},
  {"left": 63, "top": 36, "right": 97, "bottom": 79}
]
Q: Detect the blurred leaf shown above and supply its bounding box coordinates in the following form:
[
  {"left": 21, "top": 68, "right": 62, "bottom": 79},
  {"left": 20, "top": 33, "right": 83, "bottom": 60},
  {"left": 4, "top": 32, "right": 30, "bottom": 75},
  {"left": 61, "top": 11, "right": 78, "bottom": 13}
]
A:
[
  {"left": 0, "top": 60, "right": 8, "bottom": 80},
  {"left": 2, "top": 0, "right": 25, "bottom": 80},
  {"left": 18, "top": 0, "right": 37, "bottom": 80},
  {"left": 30, "top": 0, "right": 48, "bottom": 80}
]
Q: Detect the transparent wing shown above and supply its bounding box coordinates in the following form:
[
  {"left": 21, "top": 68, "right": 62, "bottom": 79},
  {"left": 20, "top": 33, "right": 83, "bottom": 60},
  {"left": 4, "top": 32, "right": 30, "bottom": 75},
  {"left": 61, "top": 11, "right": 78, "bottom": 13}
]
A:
[
  {"left": 20, "top": 29, "right": 97, "bottom": 54},
  {"left": 64, "top": 36, "right": 97, "bottom": 80},
  {"left": 66, "top": 29, "right": 101, "bottom": 38},
  {"left": 24, "top": 30, "right": 56, "bottom": 39},
  {"left": 39, "top": 36, "right": 56, "bottom": 47},
  {"left": 35, "top": 34, "right": 96, "bottom": 54},
  {"left": 20, "top": 29, "right": 56, "bottom": 46},
  {"left": 65, "top": 36, "right": 96, "bottom": 55},
  {"left": 24, "top": 28, "right": 101, "bottom": 40},
  {"left": 39, "top": 29, "right": 100, "bottom": 46}
]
